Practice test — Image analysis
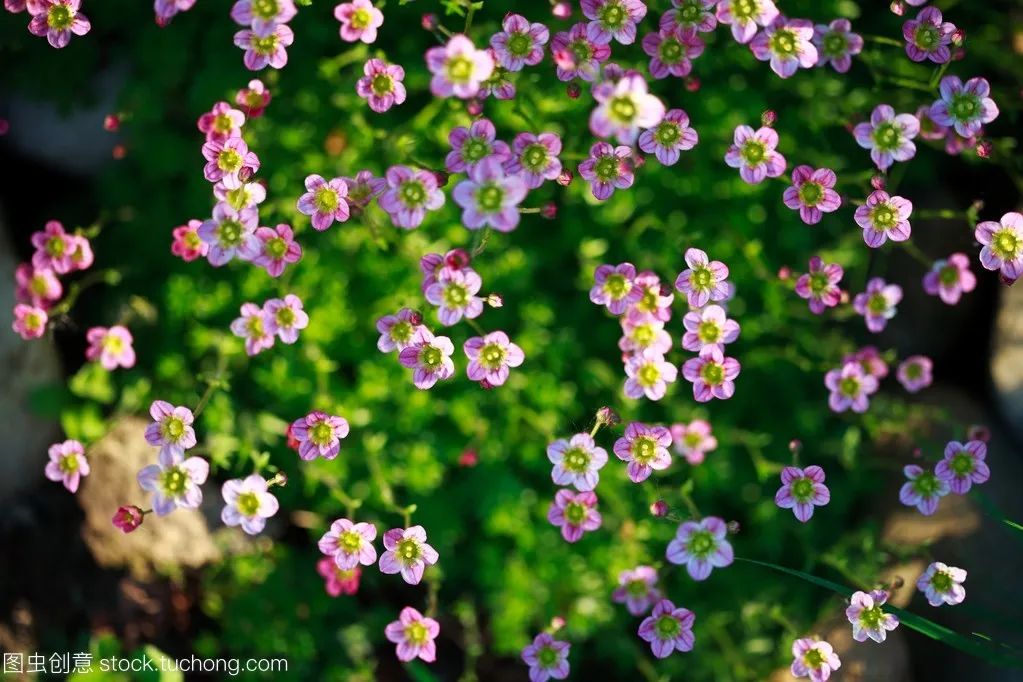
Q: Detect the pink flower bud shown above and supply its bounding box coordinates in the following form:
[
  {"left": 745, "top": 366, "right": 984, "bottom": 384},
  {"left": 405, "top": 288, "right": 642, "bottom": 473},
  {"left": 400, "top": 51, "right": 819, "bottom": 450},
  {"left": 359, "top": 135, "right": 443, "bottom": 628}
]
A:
[
  {"left": 871, "top": 174, "right": 886, "bottom": 191},
  {"left": 976, "top": 140, "right": 993, "bottom": 159},
  {"left": 103, "top": 114, "right": 120, "bottom": 132},
  {"left": 112, "top": 505, "right": 144, "bottom": 533},
  {"left": 458, "top": 449, "right": 478, "bottom": 467},
  {"left": 566, "top": 82, "right": 581, "bottom": 99},
  {"left": 967, "top": 424, "right": 991, "bottom": 442},
  {"left": 951, "top": 28, "right": 965, "bottom": 47},
  {"left": 541, "top": 202, "right": 557, "bottom": 219},
  {"left": 777, "top": 265, "right": 792, "bottom": 280},
  {"left": 556, "top": 169, "right": 574, "bottom": 186},
  {"left": 761, "top": 110, "right": 777, "bottom": 127},
  {"left": 466, "top": 98, "right": 484, "bottom": 117},
  {"left": 684, "top": 76, "right": 700, "bottom": 92},
  {"left": 446, "top": 248, "right": 471, "bottom": 269},
  {"left": 789, "top": 439, "right": 802, "bottom": 453},
  {"left": 0, "top": 118, "right": 11, "bottom": 136},
  {"left": 650, "top": 500, "right": 669, "bottom": 517},
  {"left": 596, "top": 406, "right": 620, "bottom": 427},
  {"left": 550, "top": 616, "right": 566, "bottom": 631},
  {"left": 551, "top": 2, "right": 572, "bottom": 19},
  {"left": 890, "top": 1, "right": 905, "bottom": 16},
  {"left": 486, "top": 293, "right": 504, "bottom": 308},
  {"left": 421, "top": 13, "right": 438, "bottom": 30},
  {"left": 112, "top": 144, "right": 127, "bottom": 160}
]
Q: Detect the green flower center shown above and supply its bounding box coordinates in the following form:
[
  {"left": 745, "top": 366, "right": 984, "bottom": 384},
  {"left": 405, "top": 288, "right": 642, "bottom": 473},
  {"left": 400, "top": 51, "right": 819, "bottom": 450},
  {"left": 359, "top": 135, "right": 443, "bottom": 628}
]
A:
[
  {"left": 627, "top": 578, "right": 648, "bottom": 596},
  {"left": 732, "top": 0, "right": 757, "bottom": 20},
  {"left": 655, "top": 122, "right": 680, "bottom": 147},
  {"left": 103, "top": 334, "right": 124, "bottom": 353},
  {"left": 839, "top": 376, "right": 861, "bottom": 397},
  {"left": 938, "top": 264, "right": 960, "bottom": 286},
  {"left": 315, "top": 187, "right": 339, "bottom": 213},
  {"left": 237, "top": 491, "right": 261, "bottom": 516},
  {"left": 678, "top": 1, "right": 701, "bottom": 23},
  {"left": 340, "top": 530, "right": 363, "bottom": 552},
  {"left": 798, "top": 181, "right": 824, "bottom": 206},
  {"left": 913, "top": 471, "right": 941, "bottom": 496},
  {"left": 803, "top": 648, "right": 825, "bottom": 669},
  {"left": 609, "top": 96, "right": 637, "bottom": 123},
  {"left": 914, "top": 24, "right": 939, "bottom": 50},
  {"left": 870, "top": 203, "right": 897, "bottom": 230},
  {"left": 950, "top": 452, "right": 974, "bottom": 475},
  {"left": 859, "top": 604, "right": 885, "bottom": 629},
  {"left": 47, "top": 4, "right": 73, "bottom": 29},
  {"left": 397, "top": 538, "right": 421, "bottom": 561},
  {"left": 563, "top": 447, "right": 591, "bottom": 473},
  {"left": 655, "top": 615, "right": 680, "bottom": 638},
  {"left": 992, "top": 228, "right": 1021, "bottom": 259},
  {"left": 692, "top": 266, "right": 713, "bottom": 289},
  {"left": 405, "top": 621, "right": 429, "bottom": 645},
  {"left": 442, "top": 282, "right": 469, "bottom": 307},
  {"left": 700, "top": 361, "right": 725, "bottom": 385},
  {"left": 58, "top": 453, "right": 79, "bottom": 474},
  {"left": 310, "top": 421, "right": 333, "bottom": 445},
  {"left": 604, "top": 273, "right": 630, "bottom": 299},
  {"left": 163, "top": 416, "right": 185, "bottom": 440},
  {"left": 537, "top": 646, "right": 558, "bottom": 668},
  {"left": 247, "top": 315, "right": 265, "bottom": 337},
  {"left": 808, "top": 272, "right": 830, "bottom": 296},
  {"left": 46, "top": 236, "right": 66, "bottom": 257},
  {"left": 570, "top": 39, "right": 593, "bottom": 63},
  {"left": 462, "top": 137, "right": 491, "bottom": 163},
  {"left": 638, "top": 363, "right": 661, "bottom": 387},
  {"left": 522, "top": 143, "right": 549, "bottom": 172},
  {"left": 769, "top": 28, "right": 798, "bottom": 57},
  {"left": 867, "top": 293, "right": 889, "bottom": 315},
  {"left": 446, "top": 55, "right": 473, "bottom": 83},
  {"left": 160, "top": 466, "right": 188, "bottom": 497},
  {"left": 823, "top": 32, "right": 847, "bottom": 57},
  {"left": 267, "top": 237, "right": 288, "bottom": 259},
  {"left": 350, "top": 7, "right": 371, "bottom": 29},
  {"left": 697, "top": 320, "right": 721, "bottom": 343},
  {"left": 688, "top": 530, "right": 715, "bottom": 557},
  {"left": 684, "top": 433, "right": 703, "bottom": 448},
  {"left": 632, "top": 322, "right": 656, "bottom": 346},
  {"left": 24, "top": 311, "right": 44, "bottom": 330},
  {"left": 218, "top": 219, "right": 243, "bottom": 246},
  {"left": 632, "top": 436, "right": 658, "bottom": 464},
  {"left": 480, "top": 342, "right": 506, "bottom": 369},
  {"left": 276, "top": 306, "right": 296, "bottom": 328},
  {"left": 931, "top": 571, "right": 953, "bottom": 593},
  {"left": 637, "top": 288, "right": 659, "bottom": 313},
  {"left": 564, "top": 501, "right": 587, "bottom": 525},
  {"left": 218, "top": 148, "right": 243, "bottom": 173},
  {"left": 950, "top": 94, "right": 979, "bottom": 121},
  {"left": 872, "top": 122, "right": 901, "bottom": 151},
  {"left": 252, "top": 0, "right": 279, "bottom": 20},
  {"left": 399, "top": 180, "right": 427, "bottom": 207},
  {"left": 29, "top": 276, "right": 49, "bottom": 296},
  {"left": 421, "top": 345, "right": 443, "bottom": 368},
  {"left": 390, "top": 320, "right": 413, "bottom": 343},
  {"left": 371, "top": 73, "right": 393, "bottom": 96},
  {"left": 225, "top": 186, "right": 252, "bottom": 210},
  {"left": 508, "top": 32, "right": 532, "bottom": 57},
  {"left": 659, "top": 37, "right": 684, "bottom": 63},
  {"left": 252, "top": 34, "right": 279, "bottom": 56},
  {"left": 476, "top": 184, "right": 505, "bottom": 212},
  {"left": 599, "top": 1, "right": 626, "bottom": 29},
  {"left": 792, "top": 477, "right": 814, "bottom": 501},
  {"left": 905, "top": 362, "right": 923, "bottom": 379},
  {"left": 213, "top": 113, "right": 235, "bottom": 134},
  {"left": 594, "top": 155, "right": 619, "bottom": 181},
  {"left": 740, "top": 140, "right": 766, "bottom": 165}
]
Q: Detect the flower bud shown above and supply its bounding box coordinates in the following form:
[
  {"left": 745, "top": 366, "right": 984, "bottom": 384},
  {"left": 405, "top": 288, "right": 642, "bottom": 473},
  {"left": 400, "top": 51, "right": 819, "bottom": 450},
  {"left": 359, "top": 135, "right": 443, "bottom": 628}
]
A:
[
  {"left": 103, "top": 114, "right": 121, "bottom": 132},
  {"left": 871, "top": 174, "right": 886, "bottom": 191},
  {"left": 650, "top": 500, "right": 669, "bottom": 517},
  {"left": 433, "top": 170, "right": 450, "bottom": 187},
  {"left": 839, "top": 290, "right": 850, "bottom": 305},
  {"left": 112, "top": 505, "right": 144, "bottom": 533},
  {"left": 950, "top": 28, "right": 965, "bottom": 47},
  {"left": 466, "top": 98, "right": 484, "bottom": 117},
  {"left": 890, "top": 576, "right": 905, "bottom": 590},
  {"left": 684, "top": 76, "right": 700, "bottom": 92},
  {"left": 551, "top": 2, "right": 571, "bottom": 19},
  {"left": 112, "top": 144, "right": 127, "bottom": 160},
  {"left": 777, "top": 265, "right": 792, "bottom": 281},
  {"left": 286, "top": 423, "right": 300, "bottom": 451},
  {"left": 486, "top": 293, "right": 504, "bottom": 308},
  {"left": 556, "top": 169, "right": 574, "bottom": 186},
  {"left": 446, "top": 248, "right": 470, "bottom": 269},
  {"left": 421, "top": 13, "right": 438, "bottom": 31},
  {"left": 269, "top": 472, "right": 288, "bottom": 487},
  {"left": 726, "top": 520, "right": 741, "bottom": 535},
  {"left": 976, "top": 140, "right": 993, "bottom": 159},
  {"left": 789, "top": 439, "right": 802, "bottom": 454},
  {"left": 549, "top": 616, "right": 566, "bottom": 632},
  {"left": 595, "top": 406, "right": 620, "bottom": 427},
  {"left": 566, "top": 82, "right": 581, "bottom": 99},
  {"left": 458, "top": 449, "right": 478, "bottom": 467},
  {"left": 761, "top": 110, "right": 777, "bottom": 127},
  {"left": 889, "top": 1, "right": 905, "bottom": 16},
  {"left": 541, "top": 202, "right": 557, "bottom": 219},
  {"left": 967, "top": 424, "right": 991, "bottom": 442},
  {"left": 0, "top": 118, "right": 8, "bottom": 136}
]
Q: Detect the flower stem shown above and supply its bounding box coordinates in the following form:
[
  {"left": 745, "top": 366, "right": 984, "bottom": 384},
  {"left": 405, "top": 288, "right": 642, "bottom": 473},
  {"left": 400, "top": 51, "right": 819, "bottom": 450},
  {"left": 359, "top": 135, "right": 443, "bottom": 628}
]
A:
[{"left": 864, "top": 34, "right": 904, "bottom": 48}]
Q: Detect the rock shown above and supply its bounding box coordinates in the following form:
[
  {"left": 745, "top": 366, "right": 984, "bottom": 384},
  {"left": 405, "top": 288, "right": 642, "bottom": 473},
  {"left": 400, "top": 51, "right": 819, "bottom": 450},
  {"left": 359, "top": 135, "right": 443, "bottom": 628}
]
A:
[
  {"left": 991, "top": 282, "right": 1023, "bottom": 444},
  {"left": 78, "top": 417, "right": 221, "bottom": 580}
]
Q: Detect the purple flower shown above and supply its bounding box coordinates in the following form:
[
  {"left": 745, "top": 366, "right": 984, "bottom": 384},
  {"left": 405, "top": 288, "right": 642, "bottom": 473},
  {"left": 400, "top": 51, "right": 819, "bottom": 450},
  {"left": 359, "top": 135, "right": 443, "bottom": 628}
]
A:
[
  {"left": 846, "top": 590, "right": 899, "bottom": 643},
  {"left": 631, "top": 271, "right": 674, "bottom": 320},
  {"left": 231, "top": 302, "right": 276, "bottom": 356},
  {"left": 30, "top": 220, "right": 74, "bottom": 274},
  {"left": 385, "top": 607, "right": 440, "bottom": 663},
  {"left": 935, "top": 440, "right": 989, "bottom": 494},
  {"left": 790, "top": 638, "right": 841, "bottom": 681},
  {"left": 775, "top": 466, "right": 830, "bottom": 522},
  {"left": 724, "top": 125, "right": 786, "bottom": 184},
  {"left": 426, "top": 34, "right": 494, "bottom": 99},
  {"left": 45, "top": 439, "right": 89, "bottom": 492},
  {"left": 507, "top": 132, "right": 563, "bottom": 188},
  {"left": 619, "top": 310, "right": 672, "bottom": 355},
  {"left": 264, "top": 294, "right": 309, "bottom": 344},
  {"left": 452, "top": 158, "right": 528, "bottom": 232},
  {"left": 613, "top": 422, "right": 672, "bottom": 483},
  {"left": 425, "top": 268, "right": 484, "bottom": 326},
  {"left": 215, "top": 179, "right": 267, "bottom": 211},
  {"left": 715, "top": 0, "right": 778, "bottom": 44},
  {"left": 855, "top": 190, "right": 913, "bottom": 248},
  {"left": 674, "top": 247, "right": 730, "bottom": 307},
  {"left": 197, "top": 101, "right": 246, "bottom": 143},
  {"left": 589, "top": 262, "right": 642, "bottom": 314},
  {"left": 144, "top": 400, "right": 196, "bottom": 457},
  {"left": 464, "top": 331, "right": 525, "bottom": 387},
  {"left": 896, "top": 355, "right": 933, "bottom": 393},
  {"left": 420, "top": 249, "right": 472, "bottom": 291},
  {"left": 551, "top": 22, "right": 611, "bottom": 81},
  {"left": 296, "top": 174, "right": 351, "bottom": 231},
  {"left": 899, "top": 464, "right": 950, "bottom": 516},
  {"left": 202, "top": 136, "right": 260, "bottom": 189},
  {"left": 853, "top": 105, "right": 919, "bottom": 171},
  {"left": 813, "top": 19, "right": 862, "bottom": 73},
  {"left": 399, "top": 329, "right": 455, "bottom": 389},
  {"left": 13, "top": 304, "right": 48, "bottom": 340},
  {"left": 642, "top": 27, "right": 704, "bottom": 79},
  {"left": 230, "top": 0, "right": 296, "bottom": 30},
  {"left": 681, "top": 304, "right": 740, "bottom": 352},
  {"left": 782, "top": 166, "right": 841, "bottom": 225},
  {"left": 334, "top": 0, "right": 383, "bottom": 43},
  {"left": 355, "top": 59, "right": 406, "bottom": 113},
  {"left": 242, "top": 223, "right": 302, "bottom": 277},
  {"left": 975, "top": 212, "right": 1023, "bottom": 281},
  {"left": 670, "top": 420, "right": 716, "bottom": 465},
  {"left": 521, "top": 633, "right": 570, "bottom": 682},
  {"left": 28, "top": 0, "right": 90, "bottom": 48},
  {"left": 445, "top": 118, "right": 511, "bottom": 174},
  {"left": 235, "top": 78, "right": 271, "bottom": 116},
  {"left": 624, "top": 349, "right": 678, "bottom": 400},
  {"left": 825, "top": 361, "right": 878, "bottom": 413},
  {"left": 547, "top": 489, "right": 602, "bottom": 542},
  {"left": 198, "top": 203, "right": 259, "bottom": 266},
  {"left": 903, "top": 7, "right": 954, "bottom": 63},
  {"left": 341, "top": 170, "right": 384, "bottom": 211},
  {"left": 853, "top": 278, "right": 903, "bottom": 333},
  {"left": 844, "top": 346, "right": 889, "bottom": 380},
  {"left": 548, "top": 432, "right": 608, "bottom": 491},
  {"left": 379, "top": 525, "right": 439, "bottom": 585},
  {"left": 221, "top": 475, "right": 279, "bottom": 535},
  {"left": 590, "top": 73, "right": 665, "bottom": 145},
  {"left": 681, "top": 345, "right": 741, "bottom": 402},
  {"left": 154, "top": 0, "right": 197, "bottom": 26},
  {"left": 613, "top": 566, "right": 661, "bottom": 615},
  {"left": 750, "top": 16, "right": 818, "bottom": 78},
  {"left": 581, "top": 0, "right": 647, "bottom": 45},
  {"left": 379, "top": 165, "right": 446, "bottom": 229},
  {"left": 376, "top": 308, "right": 425, "bottom": 353},
  {"left": 666, "top": 516, "right": 733, "bottom": 580},
  {"left": 922, "top": 253, "right": 976, "bottom": 305},
  {"left": 137, "top": 448, "right": 210, "bottom": 516},
  {"left": 660, "top": 0, "right": 716, "bottom": 35},
  {"left": 318, "top": 518, "right": 378, "bottom": 569},
  {"left": 578, "top": 141, "right": 634, "bottom": 200},
  {"left": 290, "top": 411, "right": 349, "bottom": 460},
  {"left": 917, "top": 562, "right": 967, "bottom": 607},
  {"left": 491, "top": 13, "right": 549, "bottom": 71},
  {"left": 638, "top": 599, "right": 695, "bottom": 659},
  {"left": 233, "top": 22, "right": 295, "bottom": 71},
  {"left": 85, "top": 325, "right": 136, "bottom": 370},
  {"left": 477, "top": 52, "right": 517, "bottom": 100},
  {"left": 638, "top": 108, "right": 698, "bottom": 166},
  {"left": 930, "top": 76, "right": 998, "bottom": 139}
]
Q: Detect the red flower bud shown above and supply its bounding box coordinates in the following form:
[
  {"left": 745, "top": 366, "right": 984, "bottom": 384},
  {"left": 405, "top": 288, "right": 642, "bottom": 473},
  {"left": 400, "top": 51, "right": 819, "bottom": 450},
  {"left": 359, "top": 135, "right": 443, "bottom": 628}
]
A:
[
  {"left": 112, "top": 505, "right": 145, "bottom": 533},
  {"left": 761, "top": 110, "right": 777, "bottom": 127},
  {"left": 103, "top": 114, "right": 121, "bottom": 132}
]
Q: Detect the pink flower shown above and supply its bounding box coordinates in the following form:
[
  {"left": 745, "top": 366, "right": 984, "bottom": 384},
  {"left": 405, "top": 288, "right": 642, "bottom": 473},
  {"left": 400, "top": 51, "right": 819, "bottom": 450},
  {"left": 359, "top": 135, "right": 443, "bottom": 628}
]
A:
[
  {"left": 477, "top": 52, "right": 516, "bottom": 100},
  {"left": 221, "top": 475, "right": 279, "bottom": 535},
  {"left": 917, "top": 562, "right": 967, "bottom": 607},
  {"left": 681, "top": 345, "right": 741, "bottom": 402},
  {"left": 666, "top": 516, "right": 733, "bottom": 580},
  {"left": 547, "top": 488, "right": 602, "bottom": 542},
  {"left": 198, "top": 203, "right": 260, "bottom": 266},
  {"left": 376, "top": 308, "right": 425, "bottom": 353},
  {"left": 782, "top": 166, "right": 841, "bottom": 225},
  {"left": 853, "top": 105, "right": 919, "bottom": 171},
  {"left": 896, "top": 354, "right": 932, "bottom": 393},
  {"left": 463, "top": 331, "right": 525, "bottom": 387},
  {"left": 670, "top": 420, "right": 717, "bottom": 465},
  {"left": 44, "top": 439, "right": 89, "bottom": 492},
  {"left": 334, "top": 0, "right": 383, "bottom": 43},
  {"left": 899, "top": 464, "right": 949, "bottom": 515},
  {"left": 581, "top": 0, "right": 647, "bottom": 45},
  {"left": 425, "top": 268, "right": 484, "bottom": 325},
  {"left": 674, "top": 247, "right": 730, "bottom": 307},
  {"left": 790, "top": 638, "right": 841, "bottom": 681},
  {"left": 317, "top": 559, "right": 361, "bottom": 596},
  {"left": 85, "top": 325, "right": 136, "bottom": 369},
  {"left": 445, "top": 118, "right": 510, "bottom": 174},
  {"left": 846, "top": 590, "right": 899, "bottom": 643},
  {"left": 922, "top": 253, "right": 976, "bottom": 304},
  {"left": 903, "top": 7, "right": 954, "bottom": 63},
  {"left": 855, "top": 191, "right": 913, "bottom": 247},
  {"left": 137, "top": 448, "right": 210, "bottom": 516},
  {"left": 356, "top": 59, "right": 406, "bottom": 113},
  {"left": 378, "top": 165, "right": 446, "bottom": 229},
  {"left": 215, "top": 179, "right": 267, "bottom": 210},
  {"left": 30, "top": 220, "right": 74, "bottom": 274},
  {"left": 241, "top": 223, "right": 302, "bottom": 277},
  {"left": 638, "top": 599, "right": 695, "bottom": 658},
  {"left": 230, "top": 0, "right": 296, "bottom": 31},
  {"left": 28, "top": 0, "right": 90, "bottom": 48},
  {"left": 230, "top": 302, "right": 275, "bottom": 356},
  {"left": 521, "top": 633, "right": 570, "bottom": 682},
  {"left": 264, "top": 294, "right": 309, "bottom": 343},
  {"left": 681, "top": 304, "right": 739, "bottom": 352},
  {"left": 379, "top": 526, "right": 439, "bottom": 585},
  {"left": 630, "top": 270, "right": 674, "bottom": 320},
  {"left": 398, "top": 328, "right": 455, "bottom": 389},
  {"left": 15, "top": 264, "right": 61, "bottom": 308},
  {"left": 813, "top": 19, "right": 862, "bottom": 73},
  {"left": 590, "top": 73, "right": 666, "bottom": 144},
  {"left": 935, "top": 440, "right": 989, "bottom": 494},
  {"left": 975, "top": 212, "right": 1023, "bottom": 281},
  {"left": 844, "top": 346, "right": 889, "bottom": 379},
  {"left": 750, "top": 16, "right": 818, "bottom": 78},
  {"left": 794, "top": 256, "right": 843, "bottom": 314},
  {"left": 112, "top": 505, "right": 145, "bottom": 533},
  {"left": 619, "top": 310, "right": 672, "bottom": 355},
  {"left": 343, "top": 170, "right": 386, "bottom": 209},
  {"left": 197, "top": 101, "right": 245, "bottom": 143},
  {"left": 638, "top": 108, "right": 698, "bottom": 165},
  {"left": 490, "top": 13, "right": 549, "bottom": 71},
  {"left": 385, "top": 607, "right": 440, "bottom": 663},
  {"left": 236, "top": 79, "right": 271, "bottom": 117},
  {"left": 613, "top": 566, "right": 661, "bottom": 615},
  {"left": 318, "top": 518, "right": 378, "bottom": 569},
  {"left": 725, "top": 125, "right": 786, "bottom": 184},
  {"left": 171, "top": 220, "right": 209, "bottom": 262},
  {"left": 853, "top": 278, "right": 903, "bottom": 333},
  {"left": 548, "top": 432, "right": 608, "bottom": 491},
  {"left": 551, "top": 22, "right": 611, "bottom": 81},
  {"left": 201, "top": 136, "right": 261, "bottom": 189},
  {"left": 590, "top": 262, "right": 642, "bottom": 314},
  {"left": 624, "top": 349, "right": 678, "bottom": 400},
  {"left": 12, "top": 303, "right": 48, "bottom": 340},
  {"left": 613, "top": 422, "right": 672, "bottom": 483},
  {"left": 642, "top": 27, "right": 704, "bottom": 79},
  {"left": 930, "top": 76, "right": 999, "bottom": 139},
  {"left": 716, "top": 0, "right": 778, "bottom": 44},
  {"left": 233, "top": 22, "right": 295, "bottom": 71},
  {"left": 825, "top": 361, "right": 878, "bottom": 413},
  {"left": 507, "top": 132, "right": 562, "bottom": 188},
  {"left": 290, "top": 411, "right": 350, "bottom": 460},
  {"left": 67, "top": 234, "right": 93, "bottom": 272},
  {"left": 154, "top": 0, "right": 196, "bottom": 26},
  {"left": 775, "top": 466, "right": 830, "bottom": 522},
  {"left": 296, "top": 174, "right": 351, "bottom": 231},
  {"left": 425, "top": 34, "right": 494, "bottom": 99},
  {"left": 577, "top": 141, "right": 634, "bottom": 200},
  {"left": 660, "top": 0, "right": 716, "bottom": 35},
  {"left": 452, "top": 158, "right": 528, "bottom": 232},
  {"left": 144, "top": 400, "right": 196, "bottom": 456}
]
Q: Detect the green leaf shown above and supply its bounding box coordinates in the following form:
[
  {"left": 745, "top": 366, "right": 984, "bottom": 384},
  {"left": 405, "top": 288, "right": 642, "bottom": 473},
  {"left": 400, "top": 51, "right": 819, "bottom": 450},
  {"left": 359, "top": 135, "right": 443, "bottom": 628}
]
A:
[{"left": 69, "top": 362, "right": 116, "bottom": 404}]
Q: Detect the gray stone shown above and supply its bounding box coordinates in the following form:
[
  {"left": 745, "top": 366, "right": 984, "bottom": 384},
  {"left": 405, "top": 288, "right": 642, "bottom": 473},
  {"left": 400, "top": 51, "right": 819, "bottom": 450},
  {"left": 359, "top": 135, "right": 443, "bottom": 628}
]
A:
[{"left": 991, "top": 282, "right": 1023, "bottom": 444}]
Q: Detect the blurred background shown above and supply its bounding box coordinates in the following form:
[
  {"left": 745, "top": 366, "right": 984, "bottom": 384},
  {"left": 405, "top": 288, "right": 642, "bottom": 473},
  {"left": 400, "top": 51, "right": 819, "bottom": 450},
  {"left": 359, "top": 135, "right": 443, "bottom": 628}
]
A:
[{"left": 1, "top": 0, "right": 1022, "bottom": 680}]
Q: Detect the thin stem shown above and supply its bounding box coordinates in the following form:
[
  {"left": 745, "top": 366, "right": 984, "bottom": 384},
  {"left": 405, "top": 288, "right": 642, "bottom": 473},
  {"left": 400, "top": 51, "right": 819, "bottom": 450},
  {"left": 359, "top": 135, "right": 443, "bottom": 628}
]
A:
[
  {"left": 465, "top": 317, "right": 487, "bottom": 336},
  {"left": 47, "top": 269, "right": 120, "bottom": 317},
  {"left": 864, "top": 35, "right": 905, "bottom": 48},
  {"left": 463, "top": 0, "right": 477, "bottom": 33}
]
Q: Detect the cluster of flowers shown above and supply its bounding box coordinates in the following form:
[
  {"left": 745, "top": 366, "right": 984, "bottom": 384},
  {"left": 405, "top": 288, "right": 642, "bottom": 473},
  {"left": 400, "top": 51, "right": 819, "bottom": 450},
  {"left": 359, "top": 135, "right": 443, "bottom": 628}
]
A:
[
  {"left": 230, "top": 294, "right": 309, "bottom": 357},
  {"left": 900, "top": 436, "right": 991, "bottom": 516},
  {"left": 824, "top": 346, "right": 932, "bottom": 414},
  {"left": 5, "top": 0, "right": 90, "bottom": 48}
]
